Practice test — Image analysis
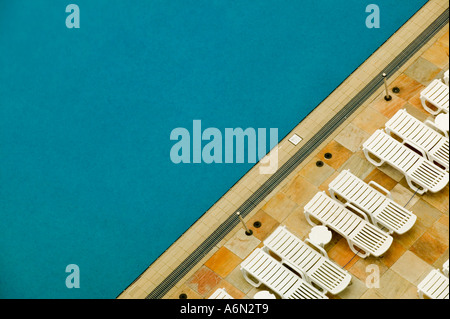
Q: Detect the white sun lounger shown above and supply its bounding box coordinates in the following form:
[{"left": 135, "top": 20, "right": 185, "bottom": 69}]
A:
[
  {"left": 417, "top": 269, "right": 449, "bottom": 299},
  {"left": 420, "top": 79, "right": 449, "bottom": 115},
  {"left": 385, "top": 109, "right": 449, "bottom": 171},
  {"left": 363, "top": 130, "right": 449, "bottom": 195},
  {"left": 208, "top": 288, "right": 234, "bottom": 299},
  {"left": 263, "top": 225, "right": 352, "bottom": 295},
  {"left": 328, "top": 170, "right": 417, "bottom": 235},
  {"left": 444, "top": 70, "right": 449, "bottom": 86},
  {"left": 240, "top": 248, "right": 328, "bottom": 299},
  {"left": 444, "top": 260, "right": 449, "bottom": 277},
  {"left": 304, "top": 192, "right": 393, "bottom": 258}
]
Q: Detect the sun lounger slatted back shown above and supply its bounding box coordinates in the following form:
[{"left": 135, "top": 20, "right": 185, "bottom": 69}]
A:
[
  {"left": 208, "top": 288, "right": 234, "bottom": 299},
  {"left": 443, "top": 260, "right": 449, "bottom": 277},
  {"left": 304, "top": 192, "right": 393, "bottom": 258},
  {"left": 363, "top": 130, "right": 449, "bottom": 195},
  {"left": 417, "top": 269, "right": 449, "bottom": 299},
  {"left": 328, "top": 170, "right": 417, "bottom": 235},
  {"left": 240, "top": 248, "right": 328, "bottom": 299},
  {"left": 420, "top": 79, "right": 449, "bottom": 115},
  {"left": 386, "top": 109, "right": 449, "bottom": 171},
  {"left": 263, "top": 226, "right": 352, "bottom": 295}
]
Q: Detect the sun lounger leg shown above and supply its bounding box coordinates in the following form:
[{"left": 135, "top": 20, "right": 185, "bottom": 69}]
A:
[
  {"left": 417, "top": 289, "right": 424, "bottom": 299},
  {"left": 405, "top": 177, "right": 427, "bottom": 195},
  {"left": 348, "top": 240, "right": 369, "bottom": 259},
  {"left": 305, "top": 212, "right": 321, "bottom": 227},
  {"left": 241, "top": 268, "right": 261, "bottom": 288},
  {"left": 363, "top": 149, "right": 384, "bottom": 167}
]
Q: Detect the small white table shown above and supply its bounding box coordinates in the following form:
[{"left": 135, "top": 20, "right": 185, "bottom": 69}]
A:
[
  {"left": 435, "top": 113, "right": 449, "bottom": 136},
  {"left": 308, "top": 226, "right": 332, "bottom": 248},
  {"left": 254, "top": 291, "right": 276, "bottom": 299}
]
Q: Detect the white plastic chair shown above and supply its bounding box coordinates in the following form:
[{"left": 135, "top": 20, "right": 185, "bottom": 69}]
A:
[
  {"left": 263, "top": 225, "right": 352, "bottom": 295},
  {"left": 304, "top": 192, "right": 393, "bottom": 258},
  {"left": 417, "top": 269, "right": 449, "bottom": 299},
  {"left": 443, "top": 260, "right": 449, "bottom": 277},
  {"left": 240, "top": 248, "right": 328, "bottom": 299},
  {"left": 385, "top": 109, "right": 449, "bottom": 172},
  {"left": 420, "top": 79, "right": 449, "bottom": 115},
  {"left": 444, "top": 70, "right": 449, "bottom": 86},
  {"left": 208, "top": 288, "right": 234, "bottom": 299},
  {"left": 363, "top": 130, "right": 449, "bottom": 195},
  {"left": 328, "top": 169, "right": 417, "bottom": 235}
]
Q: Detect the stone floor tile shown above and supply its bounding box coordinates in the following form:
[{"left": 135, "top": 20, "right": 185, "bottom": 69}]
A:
[
  {"left": 380, "top": 240, "right": 407, "bottom": 268},
  {"left": 399, "top": 283, "right": 420, "bottom": 299},
  {"left": 261, "top": 193, "right": 299, "bottom": 223},
  {"left": 327, "top": 238, "right": 360, "bottom": 270},
  {"left": 349, "top": 256, "right": 388, "bottom": 284},
  {"left": 360, "top": 289, "right": 386, "bottom": 299},
  {"left": 316, "top": 140, "right": 353, "bottom": 170},
  {"left": 390, "top": 74, "right": 425, "bottom": 101},
  {"left": 421, "top": 184, "right": 450, "bottom": 214},
  {"left": 281, "top": 175, "right": 319, "bottom": 207},
  {"left": 391, "top": 250, "right": 434, "bottom": 285},
  {"left": 337, "top": 275, "right": 368, "bottom": 299},
  {"left": 371, "top": 93, "right": 408, "bottom": 118},
  {"left": 246, "top": 210, "right": 280, "bottom": 241},
  {"left": 377, "top": 269, "right": 411, "bottom": 299},
  {"left": 225, "top": 266, "right": 254, "bottom": 295},
  {"left": 298, "top": 157, "right": 336, "bottom": 187},
  {"left": 421, "top": 40, "right": 450, "bottom": 69},
  {"left": 410, "top": 231, "right": 449, "bottom": 264},
  {"left": 205, "top": 247, "right": 242, "bottom": 278},
  {"left": 437, "top": 30, "right": 449, "bottom": 47},
  {"left": 389, "top": 183, "right": 419, "bottom": 208},
  {"left": 338, "top": 153, "right": 377, "bottom": 180},
  {"left": 396, "top": 215, "right": 430, "bottom": 246},
  {"left": 433, "top": 249, "right": 449, "bottom": 270},
  {"left": 334, "top": 124, "right": 371, "bottom": 153},
  {"left": 410, "top": 199, "right": 443, "bottom": 228},
  {"left": 186, "top": 266, "right": 223, "bottom": 297},
  {"left": 318, "top": 171, "right": 340, "bottom": 194},
  {"left": 352, "top": 107, "right": 389, "bottom": 134},
  {"left": 404, "top": 56, "right": 443, "bottom": 86},
  {"left": 224, "top": 230, "right": 261, "bottom": 260},
  {"left": 282, "top": 207, "right": 314, "bottom": 241}
]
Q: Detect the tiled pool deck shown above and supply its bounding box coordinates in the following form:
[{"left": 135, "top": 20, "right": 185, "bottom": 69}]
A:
[{"left": 119, "top": 0, "right": 449, "bottom": 299}]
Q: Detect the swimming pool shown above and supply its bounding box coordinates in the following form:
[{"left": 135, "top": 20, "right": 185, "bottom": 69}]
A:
[{"left": 0, "top": 0, "right": 428, "bottom": 298}]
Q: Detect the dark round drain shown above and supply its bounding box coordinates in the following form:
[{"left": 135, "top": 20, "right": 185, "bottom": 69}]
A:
[
  {"left": 324, "top": 153, "right": 333, "bottom": 159},
  {"left": 245, "top": 230, "right": 253, "bottom": 236},
  {"left": 392, "top": 87, "right": 400, "bottom": 93},
  {"left": 179, "top": 293, "right": 188, "bottom": 299},
  {"left": 253, "top": 221, "right": 262, "bottom": 228},
  {"left": 316, "top": 161, "right": 324, "bottom": 167}
]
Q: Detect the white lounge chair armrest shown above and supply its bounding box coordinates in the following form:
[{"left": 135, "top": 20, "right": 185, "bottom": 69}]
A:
[
  {"left": 344, "top": 202, "right": 372, "bottom": 223},
  {"left": 368, "top": 181, "right": 393, "bottom": 200},
  {"left": 240, "top": 267, "right": 261, "bottom": 288},
  {"left": 425, "top": 119, "right": 449, "bottom": 138},
  {"left": 304, "top": 238, "right": 329, "bottom": 259}
]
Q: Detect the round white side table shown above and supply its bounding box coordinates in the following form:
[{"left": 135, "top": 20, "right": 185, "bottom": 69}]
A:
[
  {"left": 308, "top": 225, "right": 332, "bottom": 248},
  {"left": 435, "top": 113, "right": 449, "bottom": 136}
]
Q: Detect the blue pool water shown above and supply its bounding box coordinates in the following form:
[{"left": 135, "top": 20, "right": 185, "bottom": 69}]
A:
[{"left": 0, "top": 0, "right": 427, "bottom": 298}]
